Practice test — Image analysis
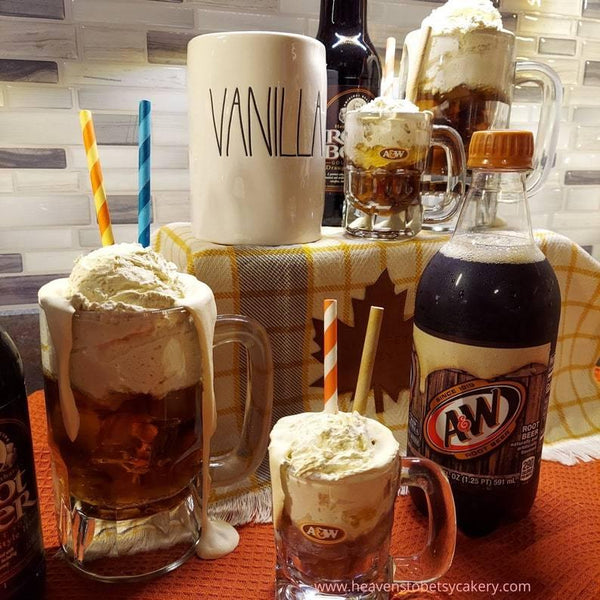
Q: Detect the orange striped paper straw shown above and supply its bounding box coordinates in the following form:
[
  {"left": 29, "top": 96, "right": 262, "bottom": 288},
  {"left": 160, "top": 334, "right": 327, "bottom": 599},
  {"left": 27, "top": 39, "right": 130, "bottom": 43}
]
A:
[
  {"left": 323, "top": 299, "right": 338, "bottom": 413},
  {"left": 80, "top": 110, "right": 114, "bottom": 246}
]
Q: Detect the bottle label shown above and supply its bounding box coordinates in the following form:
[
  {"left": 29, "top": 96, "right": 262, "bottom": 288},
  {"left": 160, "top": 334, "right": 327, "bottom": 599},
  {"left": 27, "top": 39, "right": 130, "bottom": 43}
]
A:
[
  {"left": 325, "top": 86, "right": 375, "bottom": 193},
  {"left": 408, "top": 326, "right": 554, "bottom": 489},
  {"left": 0, "top": 418, "right": 42, "bottom": 586}
]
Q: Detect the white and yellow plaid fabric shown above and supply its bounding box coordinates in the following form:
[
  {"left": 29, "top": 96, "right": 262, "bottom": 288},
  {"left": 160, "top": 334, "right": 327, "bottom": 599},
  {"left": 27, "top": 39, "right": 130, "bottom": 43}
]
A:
[{"left": 154, "top": 224, "right": 600, "bottom": 518}]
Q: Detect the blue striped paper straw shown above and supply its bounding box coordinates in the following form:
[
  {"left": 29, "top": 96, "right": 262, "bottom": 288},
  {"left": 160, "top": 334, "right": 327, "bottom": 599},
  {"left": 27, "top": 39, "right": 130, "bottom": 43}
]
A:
[{"left": 138, "top": 99, "right": 151, "bottom": 247}]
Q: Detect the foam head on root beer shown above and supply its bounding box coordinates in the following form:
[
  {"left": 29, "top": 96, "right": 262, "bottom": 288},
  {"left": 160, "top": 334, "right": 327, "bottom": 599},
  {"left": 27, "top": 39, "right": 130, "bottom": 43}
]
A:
[{"left": 407, "top": 130, "right": 561, "bottom": 537}]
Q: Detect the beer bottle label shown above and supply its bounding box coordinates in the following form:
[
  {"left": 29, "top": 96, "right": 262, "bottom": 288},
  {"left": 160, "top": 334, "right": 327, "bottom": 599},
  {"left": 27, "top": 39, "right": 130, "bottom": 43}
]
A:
[
  {"left": 0, "top": 418, "right": 43, "bottom": 587},
  {"left": 408, "top": 326, "right": 554, "bottom": 490},
  {"left": 325, "top": 86, "right": 375, "bottom": 193}
]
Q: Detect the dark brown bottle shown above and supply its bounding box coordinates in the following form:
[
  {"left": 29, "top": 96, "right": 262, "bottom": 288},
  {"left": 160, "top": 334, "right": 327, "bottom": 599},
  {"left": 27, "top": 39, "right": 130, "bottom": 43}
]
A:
[
  {"left": 0, "top": 328, "right": 45, "bottom": 599},
  {"left": 316, "top": 0, "right": 381, "bottom": 226}
]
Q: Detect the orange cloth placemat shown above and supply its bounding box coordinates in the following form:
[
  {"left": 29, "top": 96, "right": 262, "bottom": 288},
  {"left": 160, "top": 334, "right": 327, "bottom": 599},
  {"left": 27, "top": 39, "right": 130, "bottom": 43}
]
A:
[{"left": 30, "top": 391, "right": 600, "bottom": 600}]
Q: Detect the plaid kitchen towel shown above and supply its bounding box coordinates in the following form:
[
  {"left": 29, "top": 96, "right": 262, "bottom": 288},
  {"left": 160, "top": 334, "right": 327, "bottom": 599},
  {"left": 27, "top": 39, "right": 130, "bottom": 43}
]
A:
[{"left": 154, "top": 224, "right": 600, "bottom": 522}]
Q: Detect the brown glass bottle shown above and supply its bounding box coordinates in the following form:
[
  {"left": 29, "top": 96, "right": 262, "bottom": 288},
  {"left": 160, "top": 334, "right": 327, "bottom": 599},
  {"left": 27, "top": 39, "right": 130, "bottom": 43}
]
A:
[
  {"left": 317, "top": 0, "right": 382, "bottom": 226},
  {"left": 0, "top": 328, "right": 45, "bottom": 599}
]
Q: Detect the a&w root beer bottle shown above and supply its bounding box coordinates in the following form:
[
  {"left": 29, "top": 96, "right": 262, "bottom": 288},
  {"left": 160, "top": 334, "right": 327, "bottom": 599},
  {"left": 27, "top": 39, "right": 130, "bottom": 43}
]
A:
[{"left": 408, "top": 131, "right": 561, "bottom": 536}]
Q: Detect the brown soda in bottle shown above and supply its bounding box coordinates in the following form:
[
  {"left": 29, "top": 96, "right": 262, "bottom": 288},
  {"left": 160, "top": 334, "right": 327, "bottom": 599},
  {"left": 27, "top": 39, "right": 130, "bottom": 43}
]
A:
[
  {"left": 0, "top": 328, "right": 45, "bottom": 598},
  {"left": 316, "top": 0, "right": 381, "bottom": 226},
  {"left": 407, "top": 131, "right": 561, "bottom": 536}
]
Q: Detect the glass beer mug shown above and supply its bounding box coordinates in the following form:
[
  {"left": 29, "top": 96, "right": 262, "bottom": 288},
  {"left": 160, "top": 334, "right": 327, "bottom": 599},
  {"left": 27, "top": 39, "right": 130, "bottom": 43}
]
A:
[
  {"left": 270, "top": 413, "right": 457, "bottom": 600},
  {"left": 401, "top": 26, "right": 562, "bottom": 230},
  {"left": 39, "top": 279, "right": 273, "bottom": 581},
  {"left": 343, "top": 108, "right": 466, "bottom": 240}
]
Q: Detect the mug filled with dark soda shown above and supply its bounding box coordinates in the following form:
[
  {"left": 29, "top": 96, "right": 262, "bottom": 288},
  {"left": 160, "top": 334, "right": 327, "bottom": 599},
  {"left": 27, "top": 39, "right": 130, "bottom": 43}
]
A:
[
  {"left": 38, "top": 245, "right": 273, "bottom": 581},
  {"left": 402, "top": 24, "right": 561, "bottom": 230},
  {"left": 343, "top": 102, "right": 465, "bottom": 240}
]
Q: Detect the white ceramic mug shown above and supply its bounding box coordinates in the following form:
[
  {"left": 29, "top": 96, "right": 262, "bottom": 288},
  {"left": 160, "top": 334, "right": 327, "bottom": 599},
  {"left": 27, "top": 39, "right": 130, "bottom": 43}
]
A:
[{"left": 188, "top": 32, "right": 327, "bottom": 245}]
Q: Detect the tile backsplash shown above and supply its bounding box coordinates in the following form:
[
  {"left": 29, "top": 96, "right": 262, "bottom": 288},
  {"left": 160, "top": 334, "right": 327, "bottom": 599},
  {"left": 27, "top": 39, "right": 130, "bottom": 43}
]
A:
[{"left": 1, "top": 0, "right": 600, "bottom": 313}]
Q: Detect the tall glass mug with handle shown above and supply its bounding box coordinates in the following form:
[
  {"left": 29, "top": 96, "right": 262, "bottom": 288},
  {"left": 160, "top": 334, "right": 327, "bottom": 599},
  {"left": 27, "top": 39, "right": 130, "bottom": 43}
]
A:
[
  {"left": 343, "top": 102, "right": 465, "bottom": 240},
  {"left": 38, "top": 246, "right": 273, "bottom": 582},
  {"left": 401, "top": 25, "right": 561, "bottom": 230},
  {"left": 270, "top": 412, "right": 456, "bottom": 600}
]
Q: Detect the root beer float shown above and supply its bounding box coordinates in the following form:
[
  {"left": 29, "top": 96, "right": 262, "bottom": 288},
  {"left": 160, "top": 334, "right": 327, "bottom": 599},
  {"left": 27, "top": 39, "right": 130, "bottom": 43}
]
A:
[
  {"left": 41, "top": 246, "right": 207, "bottom": 519},
  {"left": 402, "top": 0, "right": 563, "bottom": 214},
  {"left": 404, "top": 0, "right": 512, "bottom": 155},
  {"left": 38, "top": 244, "right": 273, "bottom": 580},
  {"left": 343, "top": 95, "right": 465, "bottom": 240},
  {"left": 270, "top": 302, "right": 456, "bottom": 599},
  {"left": 344, "top": 97, "right": 428, "bottom": 219},
  {"left": 270, "top": 411, "right": 401, "bottom": 585}
]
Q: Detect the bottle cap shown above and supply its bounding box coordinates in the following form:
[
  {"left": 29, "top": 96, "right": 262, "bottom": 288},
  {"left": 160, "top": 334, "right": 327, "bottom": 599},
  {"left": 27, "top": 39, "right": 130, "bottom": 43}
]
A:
[{"left": 468, "top": 130, "right": 533, "bottom": 170}]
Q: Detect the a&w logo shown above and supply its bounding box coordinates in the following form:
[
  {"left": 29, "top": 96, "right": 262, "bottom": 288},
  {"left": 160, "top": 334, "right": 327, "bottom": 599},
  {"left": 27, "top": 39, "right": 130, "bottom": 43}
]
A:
[
  {"left": 301, "top": 523, "right": 346, "bottom": 544},
  {"left": 379, "top": 147, "right": 408, "bottom": 160},
  {"left": 424, "top": 379, "right": 525, "bottom": 460}
]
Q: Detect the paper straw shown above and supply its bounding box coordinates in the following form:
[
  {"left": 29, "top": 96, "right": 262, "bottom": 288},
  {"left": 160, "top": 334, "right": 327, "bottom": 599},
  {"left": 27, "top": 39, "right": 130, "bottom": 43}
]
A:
[
  {"left": 323, "top": 299, "right": 338, "bottom": 414},
  {"left": 80, "top": 110, "right": 114, "bottom": 247},
  {"left": 138, "top": 100, "right": 152, "bottom": 248},
  {"left": 353, "top": 306, "right": 384, "bottom": 415},
  {"left": 406, "top": 25, "right": 432, "bottom": 104},
  {"left": 381, "top": 37, "right": 396, "bottom": 98}
]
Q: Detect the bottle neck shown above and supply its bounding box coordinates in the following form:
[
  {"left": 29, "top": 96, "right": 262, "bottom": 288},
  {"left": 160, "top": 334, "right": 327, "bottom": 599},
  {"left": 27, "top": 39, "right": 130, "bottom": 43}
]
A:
[
  {"left": 453, "top": 169, "right": 536, "bottom": 245},
  {"left": 318, "top": 0, "right": 367, "bottom": 35}
]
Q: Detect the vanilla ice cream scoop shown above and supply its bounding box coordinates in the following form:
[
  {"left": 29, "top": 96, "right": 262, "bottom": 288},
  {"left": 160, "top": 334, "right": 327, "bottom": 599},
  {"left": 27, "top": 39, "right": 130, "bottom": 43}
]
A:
[
  {"left": 67, "top": 243, "right": 185, "bottom": 311},
  {"left": 275, "top": 411, "right": 398, "bottom": 480},
  {"left": 422, "top": 0, "right": 503, "bottom": 34}
]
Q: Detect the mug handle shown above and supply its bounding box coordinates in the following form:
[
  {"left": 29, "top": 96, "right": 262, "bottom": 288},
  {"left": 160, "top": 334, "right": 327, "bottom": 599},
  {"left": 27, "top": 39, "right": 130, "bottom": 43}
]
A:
[
  {"left": 392, "top": 457, "right": 456, "bottom": 584},
  {"left": 514, "top": 61, "right": 562, "bottom": 196},
  {"left": 208, "top": 314, "right": 273, "bottom": 487},
  {"left": 425, "top": 124, "right": 467, "bottom": 227}
]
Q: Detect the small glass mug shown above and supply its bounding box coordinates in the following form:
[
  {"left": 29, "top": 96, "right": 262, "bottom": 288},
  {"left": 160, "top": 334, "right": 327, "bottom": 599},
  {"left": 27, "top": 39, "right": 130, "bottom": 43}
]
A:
[
  {"left": 39, "top": 286, "right": 273, "bottom": 582},
  {"left": 343, "top": 109, "right": 465, "bottom": 240},
  {"left": 401, "top": 27, "right": 562, "bottom": 230},
  {"left": 272, "top": 453, "right": 456, "bottom": 599}
]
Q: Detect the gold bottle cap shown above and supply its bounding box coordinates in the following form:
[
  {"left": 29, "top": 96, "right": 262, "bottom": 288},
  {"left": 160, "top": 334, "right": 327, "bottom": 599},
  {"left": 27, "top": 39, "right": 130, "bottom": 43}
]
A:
[{"left": 468, "top": 130, "right": 534, "bottom": 170}]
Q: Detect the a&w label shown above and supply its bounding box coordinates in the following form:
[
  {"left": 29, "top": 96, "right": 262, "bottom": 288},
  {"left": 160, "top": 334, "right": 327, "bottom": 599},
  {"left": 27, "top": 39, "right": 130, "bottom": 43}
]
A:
[
  {"left": 424, "top": 379, "right": 525, "bottom": 460},
  {"left": 379, "top": 147, "right": 409, "bottom": 161},
  {"left": 301, "top": 523, "right": 346, "bottom": 544},
  {"left": 408, "top": 327, "right": 554, "bottom": 489}
]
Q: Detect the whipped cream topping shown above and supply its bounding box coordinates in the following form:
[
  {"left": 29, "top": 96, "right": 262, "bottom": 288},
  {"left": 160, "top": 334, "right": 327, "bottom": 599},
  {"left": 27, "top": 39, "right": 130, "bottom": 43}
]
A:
[
  {"left": 67, "top": 243, "right": 185, "bottom": 311},
  {"left": 277, "top": 411, "right": 398, "bottom": 480},
  {"left": 403, "top": 3, "right": 511, "bottom": 97},
  {"left": 357, "top": 96, "right": 420, "bottom": 115},
  {"left": 422, "top": 0, "right": 503, "bottom": 35}
]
